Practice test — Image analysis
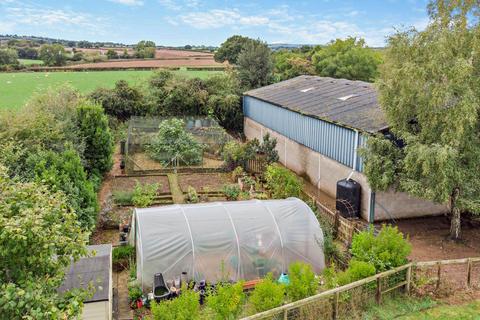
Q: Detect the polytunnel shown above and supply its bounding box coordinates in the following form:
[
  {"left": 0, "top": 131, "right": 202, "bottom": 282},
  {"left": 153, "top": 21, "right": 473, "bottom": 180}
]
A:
[{"left": 130, "top": 198, "right": 325, "bottom": 290}]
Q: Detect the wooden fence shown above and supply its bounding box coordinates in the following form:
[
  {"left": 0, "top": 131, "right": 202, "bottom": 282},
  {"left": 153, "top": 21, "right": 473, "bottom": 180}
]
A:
[{"left": 241, "top": 257, "right": 480, "bottom": 320}]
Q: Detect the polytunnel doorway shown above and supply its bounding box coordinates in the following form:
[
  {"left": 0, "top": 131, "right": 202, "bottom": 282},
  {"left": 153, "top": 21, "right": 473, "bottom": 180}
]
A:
[{"left": 130, "top": 198, "right": 325, "bottom": 291}]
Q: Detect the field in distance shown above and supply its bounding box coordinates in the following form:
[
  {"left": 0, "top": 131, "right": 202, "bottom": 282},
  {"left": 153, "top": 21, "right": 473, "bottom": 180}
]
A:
[{"left": 0, "top": 69, "right": 222, "bottom": 110}]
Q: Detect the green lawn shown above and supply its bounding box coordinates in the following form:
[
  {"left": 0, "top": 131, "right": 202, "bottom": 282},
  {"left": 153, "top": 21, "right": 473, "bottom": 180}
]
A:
[
  {"left": 18, "top": 59, "right": 44, "bottom": 66},
  {"left": 363, "top": 296, "right": 480, "bottom": 320},
  {"left": 0, "top": 69, "right": 221, "bottom": 110}
]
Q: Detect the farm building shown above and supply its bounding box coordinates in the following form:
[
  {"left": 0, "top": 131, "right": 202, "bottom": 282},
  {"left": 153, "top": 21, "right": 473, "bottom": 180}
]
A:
[
  {"left": 58, "top": 244, "right": 113, "bottom": 320},
  {"left": 243, "top": 75, "right": 447, "bottom": 221},
  {"left": 130, "top": 198, "right": 325, "bottom": 291}
]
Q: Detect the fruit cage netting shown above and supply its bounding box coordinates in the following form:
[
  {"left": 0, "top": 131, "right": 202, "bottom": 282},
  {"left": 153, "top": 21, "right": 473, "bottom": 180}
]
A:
[{"left": 124, "top": 116, "right": 232, "bottom": 174}]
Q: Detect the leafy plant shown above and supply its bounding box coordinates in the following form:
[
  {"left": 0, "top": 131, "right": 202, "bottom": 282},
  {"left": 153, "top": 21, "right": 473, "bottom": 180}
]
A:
[
  {"left": 128, "top": 283, "right": 143, "bottom": 302},
  {"left": 186, "top": 186, "right": 199, "bottom": 203},
  {"left": 350, "top": 225, "right": 411, "bottom": 272},
  {"left": 151, "top": 287, "right": 200, "bottom": 320},
  {"left": 259, "top": 133, "right": 279, "bottom": 164},
  {"left": 249, "top": 273, "right": 285, "bottom": 314},
  {"left": 223, "top": 184, "right": 241, "bottom": 201},
  {"left": 286, "top": 262, "right": 318, "bottom": 301},
  {"left": 132, "top": 182, "right": 159, "bottom": 207},
  {"left": 231, "top": 166, "right": 245, "bottom": 182},
  {"left": 265, "top": 164, "right": 303, "bottom": 199},
  {"left": 113, "top": 245, "right": 135, "bottom": 264},
  {"left": 324, "top": 260, "right": 376, "bottom": 289},
  {"left": 113, "top": 190, "right": 134, "bottom": 205},
  {"left": 206, "top": 282, "right": 245, "bottom": 320},
  {"left": 242, "top": 176, "right": 255, "bottom": 191},
  {"left": 148, "top": 118, "right": 204, "bottom": 166}
]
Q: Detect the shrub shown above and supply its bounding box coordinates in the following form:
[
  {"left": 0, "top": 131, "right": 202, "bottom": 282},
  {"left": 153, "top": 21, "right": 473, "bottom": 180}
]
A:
[
  {"left": 148, "top": 118, "right": 204, "bottom": 166},
  {"left": 231, "top": 166, "right": 245, "bottom": 182},
  {"left": 186, "top": 186, "right": 199, "bottom": 203},
  {"left": 249, "top": 273, "right": 285, "bottom": 314},
  {"left": 132, "top": 182, "right": 158, "bottom": 207},
  {"left": 223, "top": 184, "right": 241, "bottom": 200},
  {"left": 265, "top": 164, "right": 303, "bottom": 199},
  {"left": 113, "top": 190, "right": 134, "bottom": 205},
  {"left": 112, "top": 245, "right": 135, "bottom": 264},
  {"left": 26, "top": 148, "right": 98, "bottom": 230},
  {"left": 323, "top": 260, "right": 376, "bottom": 289},
  {"left": 90, "top": 80, "right": 147, "bottom": 121},
  {"left": 151, "top": 288, "right": 200, "bottom": 320},
  {"left": 286, "top": 262, "right": 318, "bottom": 301},
  {"left": 76, "top": 103, "right": 114, "bottom": 177},
  {"left": 258, "top": 133, "right": 279, "bottom": 164},
  {"left": 206, "top": 282, "right": 245, "bottom": 320},
  {"left": 128, "top": 283, "right": 143, "bottom": 302},
  {"left": 350, "top": 225, "right": 411, "bottom": 272},
  {"left": 242, "top": 176, "right": 255, "bottom": 191}
]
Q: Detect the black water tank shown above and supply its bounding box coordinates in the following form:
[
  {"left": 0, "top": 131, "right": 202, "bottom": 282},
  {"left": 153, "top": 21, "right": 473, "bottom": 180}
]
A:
[{"left": 336, "top": 179, "right": 361, "bottom": 218}]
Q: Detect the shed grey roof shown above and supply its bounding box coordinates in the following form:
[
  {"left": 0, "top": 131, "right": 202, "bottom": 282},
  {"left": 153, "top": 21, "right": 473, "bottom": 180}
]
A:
[
  {"left": 58, "top": 244, "right": 112, "bottom": 303},
  {"left": 244, "top": 75, "right": 388, "bottom": 133}
]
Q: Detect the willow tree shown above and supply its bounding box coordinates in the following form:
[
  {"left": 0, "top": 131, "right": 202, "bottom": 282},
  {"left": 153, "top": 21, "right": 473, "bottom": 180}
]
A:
[{"left": 362, "top": 0, "right": 480, "bottom": 239}]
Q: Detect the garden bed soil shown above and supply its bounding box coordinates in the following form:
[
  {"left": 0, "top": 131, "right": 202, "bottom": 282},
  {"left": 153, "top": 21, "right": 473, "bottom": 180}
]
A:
[
  {"left": 112, "top": 175, "right": 171, "bottom": 194},
  {"left": 178, "top": 172, "right": 231, "bottom": 192},
  {"left": 91, "top": 229, "right": 120, "bottom": 246}
]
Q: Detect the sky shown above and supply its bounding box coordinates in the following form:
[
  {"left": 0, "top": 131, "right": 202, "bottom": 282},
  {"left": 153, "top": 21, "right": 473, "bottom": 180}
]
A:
[{"left": 0, "top": 0, "right": 431, "bottom": 47}]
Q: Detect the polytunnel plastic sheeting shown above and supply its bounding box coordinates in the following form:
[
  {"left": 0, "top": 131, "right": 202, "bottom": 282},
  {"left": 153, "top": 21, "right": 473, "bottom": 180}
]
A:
[{"left": 132, "top": 198, "right": 325, "bottom": 291}]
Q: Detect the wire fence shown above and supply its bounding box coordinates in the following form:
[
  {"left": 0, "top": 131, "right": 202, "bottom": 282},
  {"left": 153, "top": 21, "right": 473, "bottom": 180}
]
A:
[{"left": 241, "top": 257, "right": 480, "bottom": 320}]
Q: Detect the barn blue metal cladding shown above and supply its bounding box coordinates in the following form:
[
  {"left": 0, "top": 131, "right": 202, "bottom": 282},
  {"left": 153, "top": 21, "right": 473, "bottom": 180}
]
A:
[{"left": 243, "top": 76, "right": 388, "bottom": 172}]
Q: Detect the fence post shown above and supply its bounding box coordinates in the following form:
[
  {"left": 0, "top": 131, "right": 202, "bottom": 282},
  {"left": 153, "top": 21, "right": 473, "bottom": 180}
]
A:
[
  {"left": 467, "top": 258, "right": 472, "bottom": 288},
  {"left": 436, "top": 262, "right": 442, "bottom": 290},
  {"left": 332, "top": 291, "right": 339, "bottom": 320},
  {"left": 376, "top": 277, "right": 382, "bottom": 304},
  {"left": 406, "top": 264, "right": 412, "bottom": 295},
  {"left": 283, "top": 309, "right": 288, "bottom": 320}
]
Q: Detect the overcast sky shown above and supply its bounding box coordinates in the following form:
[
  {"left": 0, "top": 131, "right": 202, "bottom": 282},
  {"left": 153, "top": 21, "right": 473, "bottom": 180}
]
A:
[{"left": 0, "top": 0, "right": 430, "bottom": 47}]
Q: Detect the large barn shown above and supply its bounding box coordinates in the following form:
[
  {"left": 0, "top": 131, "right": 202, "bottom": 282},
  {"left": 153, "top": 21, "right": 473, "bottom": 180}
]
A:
[{"left": 243, "top": 75, "right": 447, "bottom": 222}]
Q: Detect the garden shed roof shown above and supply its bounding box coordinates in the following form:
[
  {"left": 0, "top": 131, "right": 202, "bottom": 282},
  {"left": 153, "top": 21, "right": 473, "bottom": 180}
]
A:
[
  {"left": 58, "top": 244, "right": 112, "bottom": 303},
  {"left": 244, "top": 75, "right": 388, "bottom": 133}
]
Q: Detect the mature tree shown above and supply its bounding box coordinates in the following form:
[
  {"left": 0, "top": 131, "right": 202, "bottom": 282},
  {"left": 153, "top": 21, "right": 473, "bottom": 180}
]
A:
[
  {"left": 39, "top": 44, "right": 67, "bottom": 66},
  {"left": 361, "top": 0, "right": 480, "bottom": 239},
  {"left": 0, "top": 48, "right": 19, "bottom": 66},
  {"left": 106, "top": 49, "right": 119, "bottom": 59},
  {"left": 273, "top": 50, "right": 315, "bottom": 81},
  {"left": 135, "top": 40, "right": 156, "bottom": 58},
  {"left": 76, "top": 103, "right": 114, "bottom": 177},
  {"left": 0, "top": 165, "right": 90, "bottom": 319},
  {"left": 237, "top": 40, "right": 273, "bottom": 89},
  {"left": 311, "top": 37, "right": 381, "bottom": 82},
  {"left": 214, "top": 35, "right": 255, "bottom": 64}
]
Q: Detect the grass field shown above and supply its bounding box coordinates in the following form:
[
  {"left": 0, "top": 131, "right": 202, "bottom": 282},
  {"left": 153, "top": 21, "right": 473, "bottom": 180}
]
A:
[
  {"left": 18, "top": 59, "right": 44, "bottom": 66},
  {"left": 0, "top": 69, "right": 221, "bottom": 109}
]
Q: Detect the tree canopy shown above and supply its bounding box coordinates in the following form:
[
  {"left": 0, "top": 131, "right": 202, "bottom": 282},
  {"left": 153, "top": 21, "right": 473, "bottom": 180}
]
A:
[
  {"left": 0, "top": 165, "right": 90, "bottom": 319},
  {"left": 237, "top": 40, "right": 273, "bottom": 89},
  {"left": 135, "top": 40, "right": 156, "bottom": 58},
  {"left": 361, "top": 0, "right": 480, "bottom": 239},
  {"left": 311, "top": 37, "right": 381, "bottom": 82},
  {"left": 39, "top": 44, "right": 67, "bottom": 66},
  {"left": 214, "top": 35, "right": 255, "bottom": 64}
]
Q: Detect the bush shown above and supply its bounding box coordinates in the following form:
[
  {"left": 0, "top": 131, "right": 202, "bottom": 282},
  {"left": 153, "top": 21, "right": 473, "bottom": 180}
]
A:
[
  {"left": 222, "top": 140, "right": 256, "bottom": 170},
  {"left": 113, "top": 190, "right": 134, "bottom": 205},
  {"left": 258, "top": 133, "right": 279, "bottom": 164},
  {"left": 132, "top": 182, "right": 158, "bottom": 207},
  {"left": 186, "top": 186, "right": 199, "bottom": 203},
  {"left": 286, "top": 262, "right": 318, "bottom": 301},
  {"left": 128, "top": 283, "right": 143, "bottom": 302},
  {"left": 265, "top": 164, "right": 303, "bottom": 199},
  {"left": 231, "top": 166, "right": 245, "bottom": 182},
  {"left": 112, "top": 245, "right": 135, "bottom": 263},
  {"left": 324, "top": 260, "right": 377, "bottom": 289},
  {"left": 148, "top": 118, "right": 204, "bottom": 166},
  {"left": 0, "top": 48, "right": 19, "bottom": 66},
  {"left": 223, "top": 184, "right": 241, "bottom": 200},
  {"left": 151, "top": 288, "right": 200, "bottom": 320},
  {"left": 90, "top": 80, "right": 147, "bottom": 121},
  {"left": 206, "top": 282, "right": 245, "bottom": 320},
  {"left": 76, "top": 103, "right": 114, "bottom": 177},
  {"left": 26, "top": 148, "right": 98, "bottom": 230},
  {"left": 249, "top": 273, "right": 285, "bottom": 314},
  {"left": 350, "top": 225, "right": 411, "bottom": 272}
]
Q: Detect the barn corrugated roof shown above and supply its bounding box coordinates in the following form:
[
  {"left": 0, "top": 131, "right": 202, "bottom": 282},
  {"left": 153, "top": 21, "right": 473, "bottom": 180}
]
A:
[
  {"left": 58, "top": 244, "right": 111, "bottom": 303},
  {"left": 244, "top": 75, "right": 388, "bottom": 133}
]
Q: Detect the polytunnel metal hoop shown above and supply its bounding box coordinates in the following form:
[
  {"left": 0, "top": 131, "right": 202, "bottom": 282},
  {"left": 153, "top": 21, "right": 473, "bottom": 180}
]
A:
[
  {"left": 179, "top": 205, "right": 196, "bottom": 279},
  {"left": 261, "top": 201, "right": 286, "bottom": 272},
  {"left": 220, "top": 203, "right": 242, "bottom": 280}
]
